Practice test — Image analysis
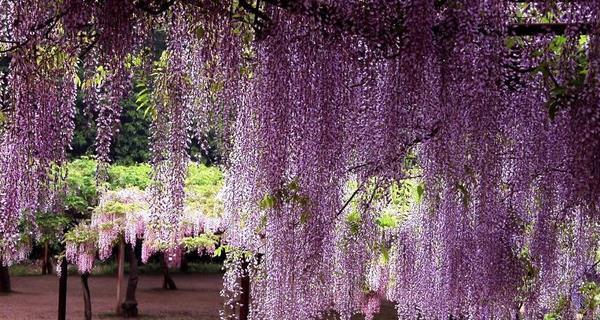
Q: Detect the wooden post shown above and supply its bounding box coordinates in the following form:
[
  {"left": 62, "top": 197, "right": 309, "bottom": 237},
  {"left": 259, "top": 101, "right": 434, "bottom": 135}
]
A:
[
  {"left": 0, "top": 264, "right": 11, "bottom": 293},
  {"left": 58, "top": 257, "right": 68, "bottom": 320},
  {"left": 81, "top": 272, "right": 92, "bottom": 320},
  {"left": 239, "top": 258, "right": 250, "bottom": 320},
  {"left": 116, "top": 241, "right": 125, "bottom": 314}
]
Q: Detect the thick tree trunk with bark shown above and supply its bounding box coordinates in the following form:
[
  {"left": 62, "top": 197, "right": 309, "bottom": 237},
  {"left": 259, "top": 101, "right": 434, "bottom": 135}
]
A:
[
  {"left": 58, "top": 257, "right": 68, "bottom": 320},
  {"left": 0, "top": 264, "right": 10, "bottom": 293},
  {"left": 120, "top": 244, "right": 139, "bottom": 318},
  {"left": 42, "top": 243, "right": 52, "bottom": 275},
  {"left": 161, "top": 253, "right": 177, "bottom": 290},
  {"left": 81, "top": 272, "right": 92, "bottom": 320},
  {"left": 239, "top": 259, "right": 250, "bottom": 320}
]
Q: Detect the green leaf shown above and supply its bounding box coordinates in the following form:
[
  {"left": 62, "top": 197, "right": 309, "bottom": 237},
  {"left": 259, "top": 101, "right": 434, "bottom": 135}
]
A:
[
  {"left": 579, "top": 35, "right": 589, "bottom": 48},
  {"left": 411, "top": 182, "right": 425, "bottom": 203},
  {"left": 259, "top": 194, "right": 277, "bottom": 210},
  {"left": 379, "top": 245, "right": 390, "bottom": 265},
  {"left": 375, "top": 213, "right": 398, "bottom": 229},
  {"left": 346, "top": 211, "right": 361, "bottom": 235},
  {"left": 300, "top": 211, "right": 311, "bottom": 224},
  {"left": 505, "top": 37, "right": 518, "bottom": 49},
  {"left": 74, "top": 73, "right": 82, "bottom": 87},
  {"left": 213, "top": 246, "right": 224, "bottom": 257},
  {"left": 549, "top": 35, "right": 567, "bottom": 54}
]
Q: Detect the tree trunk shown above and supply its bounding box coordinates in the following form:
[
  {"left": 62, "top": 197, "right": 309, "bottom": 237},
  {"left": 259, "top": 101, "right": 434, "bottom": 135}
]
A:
[
  {"left": 0, "top": 264, "right": 10, "bottom": 293},
  {"left": 180, "top": 255, "right": 188, "bottom": 273},
  {"left": 58, "top": 257, "right": 68, "bottom": 320},
  {"left": 81, "top": 272, "right": 92, "bottom": 320},
  {"left": 116, "top": 241, "right": 125, "bottom": 314},
  {"left": 161, "top": 253, "right": 177, "bottom": 290},
  {"left": 42, "top": 243, "right": 52, "bottom": 275},
  {"left": 120, "top": 243, "right": 139, "bottom": 318},
  {"left": 239, "top": 259, "right": 250, "bottom": 320}
]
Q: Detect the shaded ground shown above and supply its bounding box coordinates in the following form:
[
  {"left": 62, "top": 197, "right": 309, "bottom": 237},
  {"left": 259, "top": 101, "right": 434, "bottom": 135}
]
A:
[
  {"left": 0, "top": 273, "right": 397, "bottom": 319},
  {"left": 0, "top": 273, "right": 223, "bottom": 320}
]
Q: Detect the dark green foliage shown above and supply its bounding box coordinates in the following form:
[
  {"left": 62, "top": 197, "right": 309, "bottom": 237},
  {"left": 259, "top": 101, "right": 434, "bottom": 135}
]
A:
[
  {"left": 70, "top": 90, "right": 222, "bottom": 165},
  {"left": 70, "top": 96, "right": 151, "bottom": 165},
  {"left": 111, "top": 96, "right": 152, "bottom": 164}
]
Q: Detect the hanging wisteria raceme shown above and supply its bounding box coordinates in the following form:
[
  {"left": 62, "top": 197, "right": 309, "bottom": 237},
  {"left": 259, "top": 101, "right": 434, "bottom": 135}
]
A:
[
  {"left": 145, "top": 8, "right": 196, "bottom": 266},
  {"left": 222, "top": 7, "right": 366, "bottom": 318},
  {"left": 1, "top": 0, "right": 600, "bottom": 318},
  {"left": 185, "top": 7, "right": 246, "bottom": 161},
  {"left": 65, "top": 223, "right": 98, "bottom": 274},
  {"left": 506, "top": 3, "right": 600, "bottom": 317},
  {"left": 387, "top": 1, "right": 600, "bottom": 319},
  {"left": 82, "top": 0, "right": 152, "bottom": 167},
  {"left": 221, "top": 1, "right": 600, "bottom": 319},
  {"left": 390, "top": 1, "right": 524, "bottom": 318},
  {"left": 0, "top": 1, "right": 78, "bottom": 265},
  {"left": 182, "top": 190, "right": 222, "bottom": 237},
  {"left": 0, "top": 0, "right": 147, "bottom": 265}
]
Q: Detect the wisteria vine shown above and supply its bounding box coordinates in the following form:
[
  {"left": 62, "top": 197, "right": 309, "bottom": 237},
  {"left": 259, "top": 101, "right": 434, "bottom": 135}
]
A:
[{"left": 1, "top": 1, "right": 599, "bottom": 319}]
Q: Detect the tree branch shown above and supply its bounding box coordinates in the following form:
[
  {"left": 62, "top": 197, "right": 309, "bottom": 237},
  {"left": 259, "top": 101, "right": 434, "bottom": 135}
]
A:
[
  {"left": 0, "top": 11, "right": 66, "bottom": 54},
  {"left": 346, "top": 126, "right": 440, "bottom": 174},
  {"left": 335, "top": 180, "right": 366, "bottom": 218},
  {"left": 508, "top": 23, "right": 593, "bottom": 36},
  {"left": 134, "top": 0, "right": 176, "bottom": 15}
]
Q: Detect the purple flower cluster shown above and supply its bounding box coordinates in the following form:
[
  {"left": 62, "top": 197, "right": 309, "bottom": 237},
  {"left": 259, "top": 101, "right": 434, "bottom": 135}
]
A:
[
  {"left": 0, "top": 1, "right": 77, "bottom": 265},
  {"left": 1, "top": 1, "right": 599, "bottom": 318}
]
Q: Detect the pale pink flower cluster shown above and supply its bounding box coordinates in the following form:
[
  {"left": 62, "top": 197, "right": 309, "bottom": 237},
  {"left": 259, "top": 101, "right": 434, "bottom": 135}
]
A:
[
  {"left": 92, "top": 188, "right": 148, "bottom": 260},
  {"left": 124, "top": 209, "right": 148, "bottom": 245},
  {"left": 64, "top": 222, "right": 98, "bottom": 274},
  {"left": 142, "top": 191, "right": 222, "bottom": 263},
  {"left": 66, "top": 241, "right": 96, "bottom": 274},
  {"left": 181, "top": 206, "right": 205, "bottom": 237}
]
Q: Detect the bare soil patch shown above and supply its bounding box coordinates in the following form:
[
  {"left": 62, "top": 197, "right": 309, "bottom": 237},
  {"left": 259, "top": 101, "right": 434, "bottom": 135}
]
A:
[
  {"left": 0, "top": 273, "right": 397, "bottom": 319},
  {"left": 0, "top": 273, "right": 223, "bottom": 320}
]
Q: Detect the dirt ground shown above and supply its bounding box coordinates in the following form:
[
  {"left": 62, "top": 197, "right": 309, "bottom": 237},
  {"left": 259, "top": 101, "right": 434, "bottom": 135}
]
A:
[
  {"left": 0, "top": 273, "right": 397, "bottom": 320},
  {"left": 0, "top": 273, "right": 223, "bottom": 320}
]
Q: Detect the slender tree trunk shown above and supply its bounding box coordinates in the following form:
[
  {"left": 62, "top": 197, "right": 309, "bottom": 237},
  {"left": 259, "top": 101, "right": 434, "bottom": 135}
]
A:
[
  {"left": 81, "top": 272, "right": 92, "bottom": 320},
  {"left": 58, "top": 257, "right": 68, "bottom": 320},
  {"left": 120, "top": 243, "right": 138, "bottom": 318},
  {"left": 42, "top": 243, "right": 52, "bottom": 275},
  {"left": 0, "top": 264, "right": 10, "bottom": 293},
  {"left": 161, "top": 253, "right": 177, "bottom": 290},
  {"left": 42, "top": 243, "right": 48, "bottom": 275},
  {"left": 116, "top": 241, "right": 125, "bottom": 314},
  {"left": 180, "top": 255, "right": 188, "bottom": 273},
  {"left": 239, "top": 259, "right": 250, "bottom": 320}
]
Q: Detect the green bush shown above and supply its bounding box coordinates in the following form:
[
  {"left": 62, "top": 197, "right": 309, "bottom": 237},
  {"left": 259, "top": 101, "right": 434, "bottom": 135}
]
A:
[{"left": 63, "top": 158, "right": 223, "bottom": 217}]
